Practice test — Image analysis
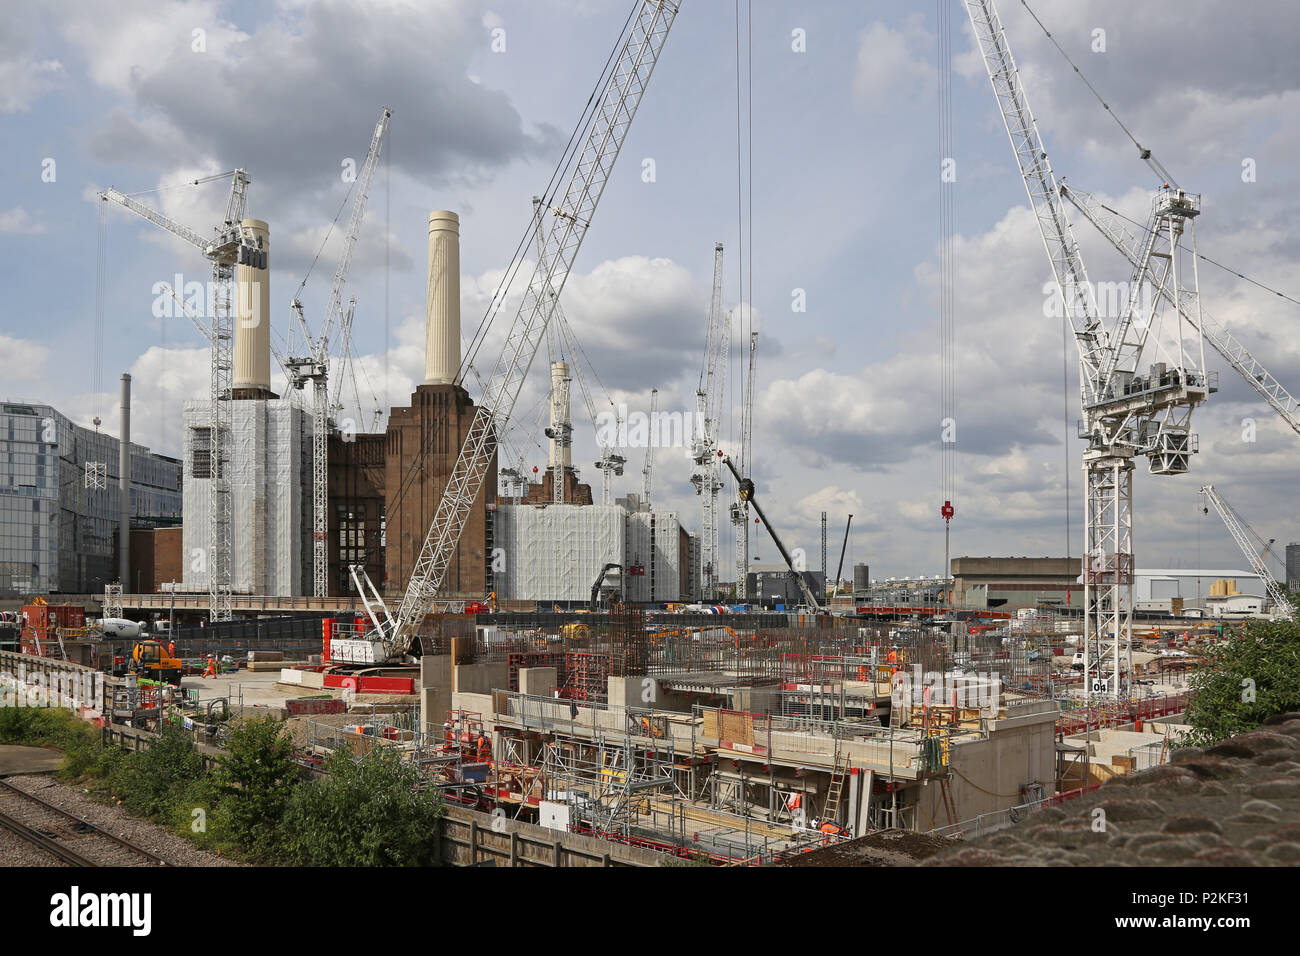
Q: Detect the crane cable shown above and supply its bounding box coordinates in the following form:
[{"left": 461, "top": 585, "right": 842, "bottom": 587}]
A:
[
  {"left": 1019, "top": 0, "right": 1177, "bottom": 188},
  {"left": 938, "top": 0, "right": 958, "bottom": 578}
]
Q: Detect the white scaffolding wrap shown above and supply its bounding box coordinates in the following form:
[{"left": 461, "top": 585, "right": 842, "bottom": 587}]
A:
[
  {"left": 181, "top": 399, "right": 312, "bottom": 596},
  {"left": 494, "top": 505, "right": 624, "bottom": 602}
]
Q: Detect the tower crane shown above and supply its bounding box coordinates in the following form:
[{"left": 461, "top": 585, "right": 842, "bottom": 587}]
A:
[
  {"left": 285, "top": 107, "right": 391, "bottom": 597},
  {"left": 1063, "top": 185, "right": 1300, "bottom": 438},
  {"left": 964, "top": 0, "right": 1213, "bottom": 699},
  {"left": 99, "top": 169, "right": 253, "bottom": 621},
  {"left": 641, "top": 388, "right": 659, "bottom": 508},
  {"left": 691, "top": 243, "right": 728, "bottom": 600},
  {"left": 1199, "top": 485, "right": 1295, "bottom": 620},
  {"left": 345, "top": 0, "right": 680, "bottom": 664}
]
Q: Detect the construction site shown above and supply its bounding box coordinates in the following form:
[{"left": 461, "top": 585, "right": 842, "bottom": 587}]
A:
[{"left": 1, "top": 0, "right": 1298, "bottom": 885}]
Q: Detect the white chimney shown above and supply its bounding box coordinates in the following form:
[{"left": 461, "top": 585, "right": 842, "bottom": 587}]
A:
[
  {"left": 233, "top": 219, "right": 271, "bottom": 395},
  {"left": 425, "top": 210, "right": 461, "bottom": 385}
]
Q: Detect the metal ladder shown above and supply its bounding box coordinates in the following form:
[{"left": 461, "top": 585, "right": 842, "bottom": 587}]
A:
[{"left": 823, "top": 751, "right": 849, "bottom": 827}]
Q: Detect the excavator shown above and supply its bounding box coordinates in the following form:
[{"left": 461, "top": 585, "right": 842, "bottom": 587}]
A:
[{"left": 129, "top": 640, "right": 184, "bottom": 685}]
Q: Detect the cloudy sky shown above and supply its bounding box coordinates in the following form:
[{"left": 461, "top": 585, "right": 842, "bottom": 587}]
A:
[{"left": 2, "top": 0, "right": 1298, "bottom": 582}]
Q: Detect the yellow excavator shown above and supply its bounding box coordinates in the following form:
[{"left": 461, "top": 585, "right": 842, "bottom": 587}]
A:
[{"left": 130, "top": 640, "right": 184, "bottom": 685}]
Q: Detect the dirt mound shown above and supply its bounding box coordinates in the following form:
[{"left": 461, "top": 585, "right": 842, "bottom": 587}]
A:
[{"left": 780, "top": 829, "right": 961, "bottom": 867}]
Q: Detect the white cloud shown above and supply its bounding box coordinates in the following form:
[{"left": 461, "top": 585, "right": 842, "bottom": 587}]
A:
[
  {"left": 0, "top": 56, "right": 64, "bottom": 113},
  {"left": 0, "top": 336, "right": 51, "bottom": 386},
  {"left": 0, "top": 207, "right": 47, "bottom": 234},
  {"left": 852, "top": 18, "right": 932, "bottom": 109}
]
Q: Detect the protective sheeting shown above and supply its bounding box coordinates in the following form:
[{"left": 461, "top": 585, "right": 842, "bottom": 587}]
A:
[
  {"left": 492, "top": 504, "right": 686, "bottom": 602},
  {"left": 624, "top": 510, "right": 685, "bottom": 602},
  {"left": 181, "top": 399, "right": 312, "bottom": 596},
  {"left": 494, "top": 504, "right": 624, "bottom": 602}
]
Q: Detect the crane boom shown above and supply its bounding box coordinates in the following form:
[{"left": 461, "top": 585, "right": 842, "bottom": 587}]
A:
[
  {"left": 1200, "top": 485, "right": 1295, "bottom": 620},
  {"left": 720, "top": 455, "right": 820, "bottom": 611},
  {"left": 357, "top": 0, "right": 680, "bottom": 661}
]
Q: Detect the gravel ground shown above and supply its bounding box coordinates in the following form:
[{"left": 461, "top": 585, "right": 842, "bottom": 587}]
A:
[
  {"left": 0, "top": 818, "right": 68, "bottom": 866},
  {"left": 780, "top": 829, "right": 961, "bottom": 866},
  {"left": 1, "top": 775, "right": 243, "bottom": 868}
]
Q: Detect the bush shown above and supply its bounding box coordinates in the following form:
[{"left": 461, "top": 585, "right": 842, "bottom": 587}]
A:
[
  {"left": 111, "top": 722, "right": 206, "bottom": 821},
  {"left": 282, "top": 747, "right": 444, "bottom": 866},
  {"left": 210, "top": 717, "right": 298, "bottom": 860},
  {"left": 1183, "top": 617, "right": 1300, "bottom": 746}
]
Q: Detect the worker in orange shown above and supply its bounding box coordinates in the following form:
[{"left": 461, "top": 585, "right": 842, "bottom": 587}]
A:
[
  {"left": 476, "top": 732, "right": 491, "bottom": 763},
  {"left": 167, "top": 640, "right": 176, "bottom": 658},
  {"left": 202, "top": 655, "right": 216, "bottom": 678}
]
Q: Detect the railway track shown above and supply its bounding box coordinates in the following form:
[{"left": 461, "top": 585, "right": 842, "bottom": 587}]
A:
[{"left": 0, "top": 778, "right": 170, "bottom": 867}]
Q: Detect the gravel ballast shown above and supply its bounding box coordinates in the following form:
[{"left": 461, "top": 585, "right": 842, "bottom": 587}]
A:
[{"left": 0, "top": 774, "right": 243, "bottom": 867}]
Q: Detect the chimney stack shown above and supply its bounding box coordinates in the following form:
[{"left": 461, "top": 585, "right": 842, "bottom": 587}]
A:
[
  {"left": 233, "top": 218, "right": 271, "bottom": 396},
  {"left": 425, "top": 210, "right": 461, "bottom": 385}
]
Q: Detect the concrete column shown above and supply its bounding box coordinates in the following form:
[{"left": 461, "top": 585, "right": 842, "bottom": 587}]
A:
[
  {"left": 424, "top": 210, "right": 461, "bottom": 384},
  {"left": 233, "top": 219, "right": 271, "bottom": 393},
  {"left": 118, "top": 373, "right": 131, "bottom": 585}
]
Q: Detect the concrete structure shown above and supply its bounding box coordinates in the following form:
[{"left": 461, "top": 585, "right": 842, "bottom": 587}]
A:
[
  {"left": 1285, "top": 543, "right": 1299, "bottom": 593},
  {"left": 424, "top": 211, "right": 461, "bottom": 386},
  {"left": 232, "top": 219, "right": 273, "bottom": 399},
  {"left": 181, "top": 398, "right": 312, "bottom": 596},
  {"left": 950, "top": 557, "right": 1082, "bottom": 610},
  {"left": 0, "top": 401, "right": 181, "bottom": 596}
]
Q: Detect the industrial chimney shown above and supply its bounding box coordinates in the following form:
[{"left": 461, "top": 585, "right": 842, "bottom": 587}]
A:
[
  {"left": 233, "top": 218, "right": 271, "bottom": 397},
  {"left": 547, "top": 361, "right": 572, "bottom": 471},
  {"left": 425, "top": 210, "right": 461, "bottom": 385}
]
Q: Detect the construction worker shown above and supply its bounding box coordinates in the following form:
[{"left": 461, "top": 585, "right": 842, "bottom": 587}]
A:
[
  {"left": 167, "top": 640, "right": 176, "bottom": 658},
  {"left": 202, "top": 655, "right": 216, "bottom": 678},
  {"left": 476, "top": 733, "right": 491, "bottom": 763}
]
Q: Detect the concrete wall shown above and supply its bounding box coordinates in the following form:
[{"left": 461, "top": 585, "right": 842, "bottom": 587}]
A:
[{"left": 420, "top": 654, "right": 453, "bottom": 731}]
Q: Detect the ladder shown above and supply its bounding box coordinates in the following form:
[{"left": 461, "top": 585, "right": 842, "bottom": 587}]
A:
[
  {"left": 938, "top": 776, "right": 958, "bottom": 828},
  {"left": 822, "top": 751, "right": 850, "bottom": 828}
]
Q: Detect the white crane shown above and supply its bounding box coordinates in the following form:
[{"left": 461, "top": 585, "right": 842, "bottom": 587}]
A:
[
  {"left": 964, "top": 0, "right": 1212, "bottom": 699},
  {"left": 285, "top": 107, "right": 391, "bottom": 597},
  {"left": 691, "top": 243, "right": 728, "bottom": 600},
  {"left": 1200, "top": 485, "right": 1295, "bottom": 620},
  {"left": 1063, "top": 185, "right": 1299, "bottom": 438},
  {"left": 641, "top": 388, "right": 658, "bottom": 508},
  {"left": 346, "top": 0, "right": 680, "bottom": 664},
  {"left": 99, "top": 170, "right": 252, "bottom": 621}
]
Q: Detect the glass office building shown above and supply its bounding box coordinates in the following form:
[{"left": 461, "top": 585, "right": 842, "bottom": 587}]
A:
[{"left": 0, "top": 402, "right": 181, "bottom": 596}]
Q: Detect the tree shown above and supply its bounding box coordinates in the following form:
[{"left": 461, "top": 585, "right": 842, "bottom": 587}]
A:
[
  {"left": 211, "top": 717, "right": 299, "bottom": 859},
  {"left": 282, "top": 747, "right": 445, "bottom": 866},
  {"left": 1183, "top": 616, "right": 1300, "bottom": 746},
  {"left": 114, "top": 721, "right": 205, "bottom": 820}
]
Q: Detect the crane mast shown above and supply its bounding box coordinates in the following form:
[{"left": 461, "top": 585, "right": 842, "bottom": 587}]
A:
[
  {"left": 692, "top": 243, "right": 727, "bottom": 600},
  {"left": 1200, "top": 485, "right": 1295, "bottom": 620},
  {"left": 352, "top": 0, "right": 681, "bottom": 662},
  {"left": 964, "top": 0, "right": 1211, "bottom": 699},
  {"left": 100, "top": 169, "right": 251, "bottom": 621},
  {"left": 287, "top": 107, "right": 390, "bottom": 598},
  {"left": 641, "top": 388, "right": 658, "bottom": 506}
]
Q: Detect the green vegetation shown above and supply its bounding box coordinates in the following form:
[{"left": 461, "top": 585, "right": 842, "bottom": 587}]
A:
[
  {"left": 1183, "top": 615, "right": 1300, "bottom": 746},
  {"left": 282, "top": 747, "right": 445, "bottom": 866}
]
